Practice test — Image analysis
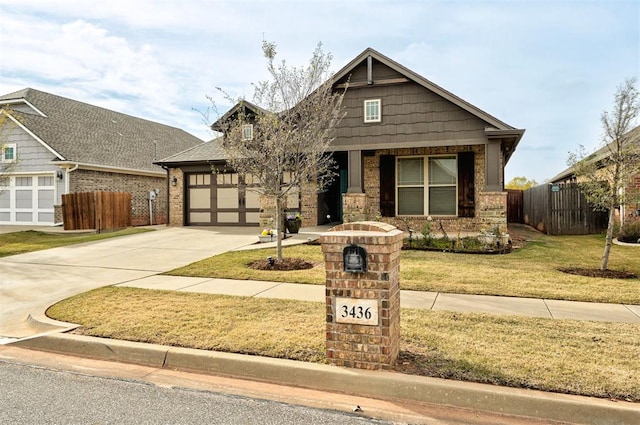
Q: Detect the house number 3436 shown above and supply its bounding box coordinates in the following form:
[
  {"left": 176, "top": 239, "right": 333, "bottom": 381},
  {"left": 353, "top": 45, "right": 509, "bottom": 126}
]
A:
[
  {"left": 341, "top": 305, "right": 372, "bottom": 320},
  {"left": 335, "top": 298, "right": 378, "bottom": 325}
]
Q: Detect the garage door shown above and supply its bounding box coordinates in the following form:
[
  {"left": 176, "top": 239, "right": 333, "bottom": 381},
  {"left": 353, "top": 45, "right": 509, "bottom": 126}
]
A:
[
  {"left": 186, "top": 172, "right": 261, "bottom": 226},
  {"left": 0, "top": 175, "right": 55, "bottom": 225}
]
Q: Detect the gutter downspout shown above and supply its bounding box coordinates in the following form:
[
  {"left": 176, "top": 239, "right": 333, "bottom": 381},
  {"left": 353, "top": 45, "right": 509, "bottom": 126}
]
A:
[{"left": 65, "top": 163, "right": 79, "bottom": 194}]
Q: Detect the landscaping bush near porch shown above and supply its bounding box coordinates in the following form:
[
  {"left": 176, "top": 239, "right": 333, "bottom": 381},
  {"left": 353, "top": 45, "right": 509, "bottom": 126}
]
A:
[{"left": 47, "top": 286, "right": 640, "bottom": 402}]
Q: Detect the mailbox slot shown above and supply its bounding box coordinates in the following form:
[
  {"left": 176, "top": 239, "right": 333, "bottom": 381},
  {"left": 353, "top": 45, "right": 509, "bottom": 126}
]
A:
[{"left": 343, "top": 244, "right": 367, "bottom": 273}]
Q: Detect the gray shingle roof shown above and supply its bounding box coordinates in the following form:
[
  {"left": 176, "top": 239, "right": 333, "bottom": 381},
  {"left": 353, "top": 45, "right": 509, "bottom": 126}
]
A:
[{"left": 0, "top": 88, "right": 204, "bottom": 173}]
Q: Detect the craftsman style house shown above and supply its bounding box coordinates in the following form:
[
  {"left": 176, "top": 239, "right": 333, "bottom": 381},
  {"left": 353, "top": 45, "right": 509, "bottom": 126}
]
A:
[
  {"left": 157, "top": 48, "right": 525, "bottom": 232},
  {"left": 0, "top": 88, "right": 203, "bottom": 226}
]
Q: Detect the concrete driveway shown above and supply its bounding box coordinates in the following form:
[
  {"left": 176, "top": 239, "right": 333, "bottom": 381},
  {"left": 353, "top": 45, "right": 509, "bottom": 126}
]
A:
[{"left": 0, "top": 226, "right": 259, "bottom": 340}]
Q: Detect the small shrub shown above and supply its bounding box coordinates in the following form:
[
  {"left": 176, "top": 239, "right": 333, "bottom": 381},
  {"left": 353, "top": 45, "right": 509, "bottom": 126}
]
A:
[
  {"left": 617, "top": 220, "right": 640, "bottom": 243},
  {"left": 421, "top": 222, "right": 433, "bottom": 244}
]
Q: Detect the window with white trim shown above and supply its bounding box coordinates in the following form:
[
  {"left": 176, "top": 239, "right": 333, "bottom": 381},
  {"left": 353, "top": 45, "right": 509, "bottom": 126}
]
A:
[
  {"left": 241, "top": 124, "right": 253, "bottom": 140},
  {"left": 364, "top": 99, "right": 381, "bottom": 123},
  {"left": 397, "top": 155, "right": 457, "bottom": 216},
  {"left": 2, "top": 144, "right": 16, "bottom": 163}
]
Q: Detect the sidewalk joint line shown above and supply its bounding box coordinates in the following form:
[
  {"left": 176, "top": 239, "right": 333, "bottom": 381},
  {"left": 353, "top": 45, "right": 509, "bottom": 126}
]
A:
[
  {"left": 429, "top": 292, "right": 439, "bottom": 311},
  {"left": 542, "top": 299, "right": 554, "bottom": 319},
  {"left": 623, "top": 304, "right": 640, "bottom": 320},
  {"left": 172, "top": 279, "right": 215, "bottom": 291},
  {"left": 252, "top": 282, "right": 285, "bottom": 298}
]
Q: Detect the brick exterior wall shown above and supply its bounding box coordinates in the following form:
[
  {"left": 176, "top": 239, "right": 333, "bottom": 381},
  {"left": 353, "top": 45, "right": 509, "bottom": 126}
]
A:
[
  {"left": 337, "top": 145, "right": 507, "bottom": 234},
  {"left": 321, "top": 221, "right": 403, "bottom": 370},
  {"left": 625, "top": 173, "right": 640, "bottom": 221},
  {"left": 69, "top": 169, "right": 167, "bottom": 226},
  {"left": 168, "top": 168, "right": 184, "bottom": 226}
]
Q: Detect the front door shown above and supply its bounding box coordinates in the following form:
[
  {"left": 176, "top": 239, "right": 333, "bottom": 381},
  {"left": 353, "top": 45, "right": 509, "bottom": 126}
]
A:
[{"left": 186, "top": 172, "right": 260, "bottom": 226}]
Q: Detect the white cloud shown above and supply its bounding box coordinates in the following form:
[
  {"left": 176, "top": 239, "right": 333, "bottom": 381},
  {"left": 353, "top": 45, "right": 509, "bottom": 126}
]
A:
[{"left": 1, "top": 0, "right": 638, "bottom": 180}]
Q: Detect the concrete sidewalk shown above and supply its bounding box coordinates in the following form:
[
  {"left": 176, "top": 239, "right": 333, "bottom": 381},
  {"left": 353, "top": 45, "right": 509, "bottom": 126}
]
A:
[{"left": 116, "top": 275, "right": 640, "bottom": 323}]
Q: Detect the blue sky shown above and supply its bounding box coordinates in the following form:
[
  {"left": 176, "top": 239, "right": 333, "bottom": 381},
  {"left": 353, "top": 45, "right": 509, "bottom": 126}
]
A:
[{"left": 1, "top": 0, "right": 638, "bottom": 183}]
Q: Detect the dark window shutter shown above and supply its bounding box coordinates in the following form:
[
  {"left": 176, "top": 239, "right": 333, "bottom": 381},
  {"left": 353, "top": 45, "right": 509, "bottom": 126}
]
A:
[
  {"left": 458, "top": 152, "right": 475, "bottom": 217},
  {"left": 379, "top": 155, "right": 395, "bottom": 217}
]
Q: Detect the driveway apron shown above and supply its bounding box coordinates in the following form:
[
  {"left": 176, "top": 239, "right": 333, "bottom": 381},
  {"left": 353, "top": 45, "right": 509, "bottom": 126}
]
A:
[{"left": 0, "top": 227, "right": 257, "bottom": 339}]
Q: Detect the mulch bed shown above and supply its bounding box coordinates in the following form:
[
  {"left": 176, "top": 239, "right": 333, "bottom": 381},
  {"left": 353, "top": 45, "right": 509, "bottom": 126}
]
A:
[
  {"left": 558, "top": 267, "right": 637, "bottom": 279},
  {"left": 248, "top": 258, "right": 315, "bottom": 271}
]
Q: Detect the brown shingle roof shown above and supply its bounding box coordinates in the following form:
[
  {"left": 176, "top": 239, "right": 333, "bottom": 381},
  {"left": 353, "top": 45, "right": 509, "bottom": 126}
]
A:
[{"left": 0, "top": 88, "right": 204, "bottom": 172}]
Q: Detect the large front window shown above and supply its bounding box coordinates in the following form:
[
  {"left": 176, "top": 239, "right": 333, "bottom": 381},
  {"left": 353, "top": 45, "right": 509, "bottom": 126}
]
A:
[{"left": 397, "top": 156, "right": 457, "bottom": 216}]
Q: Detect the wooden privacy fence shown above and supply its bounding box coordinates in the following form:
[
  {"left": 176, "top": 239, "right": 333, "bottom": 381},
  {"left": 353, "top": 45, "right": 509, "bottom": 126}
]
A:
[
  {"left": 62, "top": 191, "right": 132, "bottom": 231},
  {"left": 522, "top": 183, "right": 607, "bottom": 235}
]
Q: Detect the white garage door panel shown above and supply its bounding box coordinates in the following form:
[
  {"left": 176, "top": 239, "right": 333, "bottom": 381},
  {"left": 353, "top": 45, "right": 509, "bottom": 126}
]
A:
[
  {"left": 38, "top": 190, "right": 54, "bottom": 209},
  {"left": 0, "top": 191, "right": 9, "bottom": 208},
  {"left": 16, "top": 190, "right": 32, "bottom": 208},
  {"left": 0, "top": 175, "right": 55, "bottom": 225}
]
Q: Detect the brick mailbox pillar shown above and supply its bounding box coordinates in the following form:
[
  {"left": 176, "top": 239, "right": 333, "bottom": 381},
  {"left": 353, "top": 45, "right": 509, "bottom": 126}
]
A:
[{"left": 320, "top": 221, "right": 403, "bottom": 370}]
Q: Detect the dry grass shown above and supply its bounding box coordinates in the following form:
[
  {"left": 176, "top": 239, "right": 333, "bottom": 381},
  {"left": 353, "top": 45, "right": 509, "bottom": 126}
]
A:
[
  {"left": 167, "top": 227, "right": 640, "bottom": 304},
  {"left": 48, "top": 286, "right": 325, "bottom": 362},
  {"left": 167, "top": 244, "right": 326, "bottom": 284},
  {"left": 400, "top": 309, "right": 639, "bottom": 401},
  {"left": 47, "top": 286, "right": 640, "bottom": 402},
  {"left": 0, "top": 228, "right": 152, "bottom": 258}
]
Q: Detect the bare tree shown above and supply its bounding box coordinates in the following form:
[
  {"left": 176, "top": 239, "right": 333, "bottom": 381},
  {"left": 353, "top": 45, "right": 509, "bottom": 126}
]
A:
[
  {"left": 567, "top": 78, "right": 640, "bottom": 270},
  {"left": 215, "top": 41, "right": 346, "bottom": 260}
]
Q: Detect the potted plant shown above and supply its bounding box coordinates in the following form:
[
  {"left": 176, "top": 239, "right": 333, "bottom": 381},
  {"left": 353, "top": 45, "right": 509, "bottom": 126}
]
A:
[
  {"left": 258, "top": 228, "right": 275, "bottom": 243},
  {"left": 285, "top": 213, "right": 302, "bottom": 234}
]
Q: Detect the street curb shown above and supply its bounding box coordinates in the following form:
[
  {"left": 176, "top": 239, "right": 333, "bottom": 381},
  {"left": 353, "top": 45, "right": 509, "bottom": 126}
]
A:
[{"left": 12, "top": 333, "right": 640, "bottom": 425}]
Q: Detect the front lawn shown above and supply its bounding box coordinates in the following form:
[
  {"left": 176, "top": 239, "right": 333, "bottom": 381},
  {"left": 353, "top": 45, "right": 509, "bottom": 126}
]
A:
[
  {"left": 0, "top": 228, "right": 153, "bottom": 258},
  {"left": 167, "top": 228, "right": 640, "bottom": 304},
  {"left": 47, "top": 286, "right": 640, "bottom": 402}
]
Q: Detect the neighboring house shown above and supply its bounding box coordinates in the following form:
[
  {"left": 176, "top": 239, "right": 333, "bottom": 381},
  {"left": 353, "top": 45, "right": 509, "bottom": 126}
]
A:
[
  {"left": 550, "top": 125, "right": 640, "bottom": 222},
  {"left": 0, "top": 88, "right": 204, "bottom": 226},
  {"left": 157, "top": 48, "right": 525, "bottom": 232}
]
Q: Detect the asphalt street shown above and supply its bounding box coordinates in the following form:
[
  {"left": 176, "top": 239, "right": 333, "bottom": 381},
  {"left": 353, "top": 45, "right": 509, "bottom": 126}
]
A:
[
  {"left": 0, "top": 347, "right": 564, "bottom": 425},
  {"left": 0, "top": 360, "right": 391, "bottom": 425}
]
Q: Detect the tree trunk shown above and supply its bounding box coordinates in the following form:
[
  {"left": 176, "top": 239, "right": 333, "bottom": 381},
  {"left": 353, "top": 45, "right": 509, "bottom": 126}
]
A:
[
  {"left": 601, "top": 207, "right": 616, "bottom": 270},
  {"left": 275, "top": 196, "right": 283, "bottom": 261}
]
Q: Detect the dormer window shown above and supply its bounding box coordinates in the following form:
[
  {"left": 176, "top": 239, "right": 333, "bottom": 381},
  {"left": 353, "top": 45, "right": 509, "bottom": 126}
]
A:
[
  {"left": 2, "top": 144, "right": 16, "bottom": 163},
  {"left": 364, "top": 99, "right": 381, "bottom": 123},
  {"left": 242, "top": 124, "right": 253, "bottom": 140}
]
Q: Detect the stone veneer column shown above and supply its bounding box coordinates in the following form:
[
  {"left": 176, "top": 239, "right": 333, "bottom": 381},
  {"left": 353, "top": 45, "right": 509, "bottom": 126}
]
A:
[
  {"left": 320, "top": 221, "right": 403, "bottom": 370},
  {"left": 478, "top": 191, "right": 507, "bottom": 228},
  {"left": 341, "top": 192, "right": 367, "bottom": 223}
]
